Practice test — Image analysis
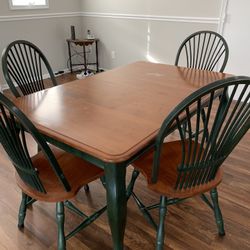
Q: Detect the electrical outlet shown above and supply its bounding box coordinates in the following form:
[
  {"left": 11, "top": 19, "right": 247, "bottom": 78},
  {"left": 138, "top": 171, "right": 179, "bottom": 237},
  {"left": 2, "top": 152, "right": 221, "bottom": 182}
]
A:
[{"left": 111, "top": 51, "right": 116, "bottom": 59}]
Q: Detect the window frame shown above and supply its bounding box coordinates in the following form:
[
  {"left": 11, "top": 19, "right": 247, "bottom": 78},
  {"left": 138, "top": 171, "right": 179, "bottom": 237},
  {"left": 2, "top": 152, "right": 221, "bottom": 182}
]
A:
[{"left": 9, "top": 0, "right": 49, "bottom": 10}]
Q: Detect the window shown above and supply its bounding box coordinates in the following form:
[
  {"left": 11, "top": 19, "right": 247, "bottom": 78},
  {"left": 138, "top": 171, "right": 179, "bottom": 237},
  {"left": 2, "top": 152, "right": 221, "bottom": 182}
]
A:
[{"left": 9, "top": 0, "right": 49, "bottom": 9}]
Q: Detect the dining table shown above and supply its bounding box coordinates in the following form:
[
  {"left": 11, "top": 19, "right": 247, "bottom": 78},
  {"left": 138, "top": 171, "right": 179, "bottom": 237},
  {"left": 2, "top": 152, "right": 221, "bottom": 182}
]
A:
[{"left": 14, "top": 61, "right": 231, "bottom": 249}]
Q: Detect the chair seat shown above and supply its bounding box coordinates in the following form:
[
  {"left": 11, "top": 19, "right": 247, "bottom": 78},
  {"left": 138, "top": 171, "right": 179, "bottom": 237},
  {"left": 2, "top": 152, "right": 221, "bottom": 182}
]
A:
[
  {"left": 16, "top": 145, "right": 104, "bottom": 202},
  {"left": 132, "top": 140, "right": 223, "bottom": 198}
]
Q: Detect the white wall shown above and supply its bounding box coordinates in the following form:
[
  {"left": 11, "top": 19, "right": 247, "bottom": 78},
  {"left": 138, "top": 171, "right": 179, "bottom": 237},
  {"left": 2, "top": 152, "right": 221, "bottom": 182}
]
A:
[
  {"left": 0, "top": 0, "right": 82, "bottom": 88},
  {"left": 0, "top": 0, "right": 227, "bottom": 89},
  {"left": 80, "top": 0, "right": 224, "bottom": 70},
  {"left": 81, "top": 0, "right": 221, "bottom": 16},
  {"left": 223, "top": 0, "right": 250, "bottom": 76}
]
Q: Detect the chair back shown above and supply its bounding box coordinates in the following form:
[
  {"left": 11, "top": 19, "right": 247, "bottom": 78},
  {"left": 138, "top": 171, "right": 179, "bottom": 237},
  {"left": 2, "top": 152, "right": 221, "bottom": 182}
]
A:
[
  {"left": 1, "top": 40, "right": 57, "bottom": 97},
  {"left": 0, "top": 93, "right": 70, "bottom": 193},
  {"left": 175, "top": 31, "right": 229, "bottom": 72},
  {"left": 152, "top": 76, "right": 250, "bottom": 191}
]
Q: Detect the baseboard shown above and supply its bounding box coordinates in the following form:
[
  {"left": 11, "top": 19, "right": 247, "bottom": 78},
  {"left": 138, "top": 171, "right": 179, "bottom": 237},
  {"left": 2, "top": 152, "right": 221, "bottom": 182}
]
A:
[
  {"left": 1, "top": 68, "right": 70, "bottom": 91},
  {"left": 1, "top": 66, "right": 106, "bottom": 91}
]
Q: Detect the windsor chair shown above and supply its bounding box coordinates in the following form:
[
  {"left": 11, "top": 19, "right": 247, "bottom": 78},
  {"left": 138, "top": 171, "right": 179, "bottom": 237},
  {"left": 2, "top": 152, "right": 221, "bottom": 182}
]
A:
[
  {"left": 1, "top": 40, "right": 91, "bottom": 191},
  {"left": 0, "top": 93, "right": 106, "bottom": 250},
  {"left": 1, "top": 40, "right": 57, "bottom": 97},
  {"left": 175, "top": 30, "right": 229, "bottom": 72},
  {"left": 175, "top": 31, "right": 229, "bottom": 139},
  {"left": 127, "top": 76, "right": 250, "bottom": 249}
]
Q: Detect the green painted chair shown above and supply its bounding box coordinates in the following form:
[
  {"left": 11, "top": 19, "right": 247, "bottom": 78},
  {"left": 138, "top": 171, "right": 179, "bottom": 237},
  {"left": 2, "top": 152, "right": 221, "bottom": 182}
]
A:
[
  {"left": 127, "top": 76, "right": 250, "bottom": 249},
  {"left": 175, "top": 30, "right": 229, "bottom": 72},
  {"left": 0, "top": 93, "right": 106, "bottom": 250},
  {"left": 1, "top": 39, "right": 90, "bottom": 192},
  {"left": 175, "top": 30, "right": 229, "bottom": 140},
  {"left": 1, "top": 40, "right": 57, "bottom": 97}
]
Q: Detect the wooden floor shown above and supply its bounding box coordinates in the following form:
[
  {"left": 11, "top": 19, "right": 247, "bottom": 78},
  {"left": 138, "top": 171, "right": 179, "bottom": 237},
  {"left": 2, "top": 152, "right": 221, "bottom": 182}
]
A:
[{"left": 1, "top": 73, "right": 250, "bottom": 250}]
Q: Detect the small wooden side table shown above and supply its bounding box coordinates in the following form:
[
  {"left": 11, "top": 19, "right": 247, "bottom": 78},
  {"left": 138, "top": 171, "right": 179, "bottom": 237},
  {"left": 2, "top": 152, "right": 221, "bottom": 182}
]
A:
[{"left": 66, "top": 38, "right": 99, "bottom": 73}]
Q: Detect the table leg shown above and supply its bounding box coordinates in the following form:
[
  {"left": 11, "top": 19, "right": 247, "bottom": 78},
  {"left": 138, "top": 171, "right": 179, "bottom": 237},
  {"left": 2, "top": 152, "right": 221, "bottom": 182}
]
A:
[
  {"left": 95, "top": 40, "right": 99, "bottom": 72},
  {"left": 104, "top": 163, "right": 127, "bottom": 250},
  {"left": 83, "top": 44, "right": 87, "bottom": 73},
  {"left": 67, "top": 41, "right": 73, "bottom": 73}
]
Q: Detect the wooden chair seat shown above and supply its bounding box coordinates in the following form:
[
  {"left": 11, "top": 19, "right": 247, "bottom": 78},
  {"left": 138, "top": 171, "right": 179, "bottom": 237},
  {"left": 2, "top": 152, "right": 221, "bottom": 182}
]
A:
[
  {"left": 16, "top": 145, "right": 104, "bottom": 202},
  {"left": 133, "top": 140, "right": 223, "bottom": 198}
]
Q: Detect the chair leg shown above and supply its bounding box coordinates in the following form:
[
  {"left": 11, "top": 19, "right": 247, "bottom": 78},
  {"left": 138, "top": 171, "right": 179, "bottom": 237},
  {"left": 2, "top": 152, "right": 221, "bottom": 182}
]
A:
[
  {"left": 126, "top": 169, "right": 140, "bottom": 200},
  {"left": 156, "top": 196, "right": 167, "bottom": 250},
  {"left": 56, "top": 202, "right": 66, "bottom": 250},
  {"left": 210, "top": 188, "right": 225, "bottom": 236},
  {"left": 131, "top": 192, "right": 158, "bottom": 230},
  {"left": 18, "top": 192, "right": 28, "bottom": 228}
]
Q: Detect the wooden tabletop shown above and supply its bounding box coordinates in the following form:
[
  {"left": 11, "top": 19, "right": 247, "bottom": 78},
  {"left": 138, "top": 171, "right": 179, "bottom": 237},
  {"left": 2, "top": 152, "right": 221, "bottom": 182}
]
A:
[{"left": 14, "top": 62, "right": 231, "bottom": 163}]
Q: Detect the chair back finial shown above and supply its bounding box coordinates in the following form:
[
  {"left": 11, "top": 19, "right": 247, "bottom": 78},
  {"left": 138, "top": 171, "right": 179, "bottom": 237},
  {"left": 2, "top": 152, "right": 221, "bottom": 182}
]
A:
[
  {"left": 152, "top": 76, "right": 250, "bottom": 190},
  {"left": 175, "top": 30, "right": 229, "bottom": 72}
]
